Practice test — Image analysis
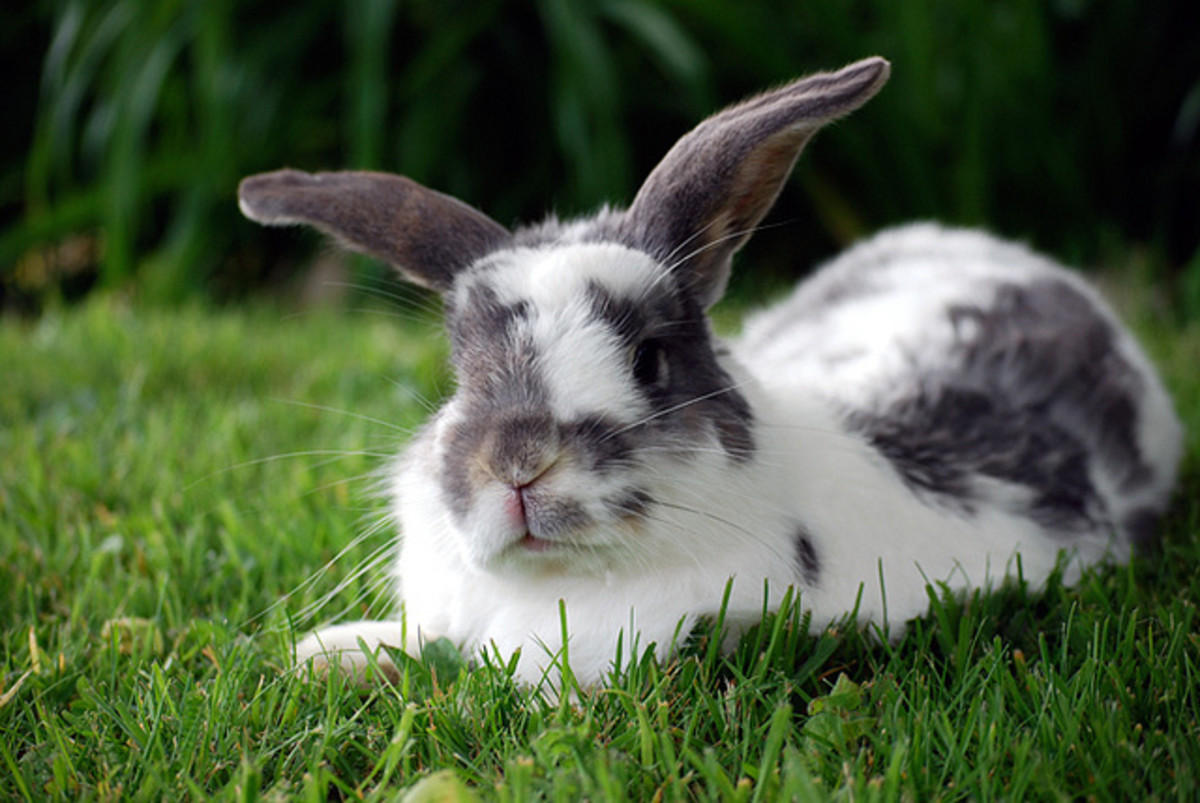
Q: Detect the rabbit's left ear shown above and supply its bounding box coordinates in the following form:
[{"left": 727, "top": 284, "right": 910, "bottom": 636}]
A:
[
  {"left": 238, "top": 169, "right": 511, "bottom": 293},
  {"left": 622, "top": 57, "right": 890, "bottom": 308}
]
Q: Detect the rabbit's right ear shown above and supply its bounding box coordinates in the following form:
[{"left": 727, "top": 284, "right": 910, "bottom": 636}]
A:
[{"left": 238, "top": 169, "right": 511, "bottom": 293}]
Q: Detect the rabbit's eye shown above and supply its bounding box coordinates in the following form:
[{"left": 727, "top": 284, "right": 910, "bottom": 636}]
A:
[{"left": 631, "top": 339, "right": 668, "bottom": 387}]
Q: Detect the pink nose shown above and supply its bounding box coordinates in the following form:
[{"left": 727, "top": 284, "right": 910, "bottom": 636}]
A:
[{"left": 504, "top": 485, "right": 529, "bottom": 529}]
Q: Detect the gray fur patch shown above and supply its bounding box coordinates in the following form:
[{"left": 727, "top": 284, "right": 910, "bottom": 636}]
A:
[
  {"left": 603, "top": 488, "right": 655, "bottom": 523},
  {"left": 525, "top": 495, "right": 592, "bottom": 538},
  {"left": 439, "top": 283, "right": 551, "bottom": 517},
  {"left": 446, "top": 283, "right": 531, "bottom": 372},
  {"left": 585, "top": 281, "right": 648, "bottom": 353},
  {"left": 851, "top": 279, "right": 1152, "bottom": 535},
  {"left": 561, "top": 415, "right": 635, "bottom": 474}
]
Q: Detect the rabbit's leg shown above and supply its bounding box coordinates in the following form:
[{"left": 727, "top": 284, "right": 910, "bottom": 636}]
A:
[{"left": 294, "top": 620, "right": 429, "bottom": 681}]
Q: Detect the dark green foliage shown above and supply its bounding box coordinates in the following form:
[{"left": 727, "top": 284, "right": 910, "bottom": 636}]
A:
[{"left": 3, "top": 0, "right": 1198, "bottom": 310}]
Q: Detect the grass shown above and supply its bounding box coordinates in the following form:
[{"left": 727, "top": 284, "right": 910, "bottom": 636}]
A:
[{"left": 2, "top": 270, "right": 1199, "bottom": 800}]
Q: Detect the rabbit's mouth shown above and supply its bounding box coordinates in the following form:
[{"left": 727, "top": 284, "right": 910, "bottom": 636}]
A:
[
  {"left": 465, "top": 471, "right": 658, "bottom": 571},
  {"left": 492, "top": 527, "right": 595, "bottom": 574},
  {"left": 489, "top": 501, "right": 634, "bottom": 570},
  {"left": 516, "top": 532, "right": 558, "bottom": 553}
]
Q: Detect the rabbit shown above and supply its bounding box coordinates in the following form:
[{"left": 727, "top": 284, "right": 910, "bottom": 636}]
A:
[{"left": 237, "top": 57, "right": 1182, "bottom": 688}]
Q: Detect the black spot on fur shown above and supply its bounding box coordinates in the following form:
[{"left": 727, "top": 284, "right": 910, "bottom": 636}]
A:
[
  {"left": 646, "top": 292, "right": 756, "bottom": 464},
  {"left": 794, "top": 524, "right": 821, "bottom": 585},
  {"left": 856, "top": 387, "right": 1100, "bottom": 530},
  {"left": 631, "top": 339, "right": 668, "bottom": 387},
  {"left": 562, "top": 415, "right": 633, "bottom": 474},
  {"left": 714, "top": 416, "right": 756, "bottom": 464},
  {"left": 851, "top": 279, "right": 1151, "bottom": 535},
  {"left": 951, "top": 280, "right": 1151, "bottom": 493}
]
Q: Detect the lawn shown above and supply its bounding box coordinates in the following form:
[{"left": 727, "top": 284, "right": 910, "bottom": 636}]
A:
[{"left": 2, "top": 271, "right": 1198, "bottom": 800}]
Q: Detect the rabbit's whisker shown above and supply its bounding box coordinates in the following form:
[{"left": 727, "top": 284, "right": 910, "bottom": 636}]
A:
[
  {"left": 247, "top": 526, "right": 385, "bottom": 628},
  {"left": 665, "top": 219, "right": 794, "bottom": 275},
  {"left": 187, "top": 448, "right": 392, "bottom": 494},
  {"left": 273, "top": 398, "right": 419, "bottom": 436},
  {"left": 612, "top": 382, "right": 748, "bottom": 437}
]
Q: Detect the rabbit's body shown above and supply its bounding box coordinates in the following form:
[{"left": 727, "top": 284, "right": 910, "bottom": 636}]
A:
[
  {"left": 238, "top": 58, "right": 1182, "bottom": 688},
  {"left": 380, "top": 224, "right": 1180, "bottom": 686},
  {"left": 736, "top": 223, "right": 1181, "bottom": 621}
]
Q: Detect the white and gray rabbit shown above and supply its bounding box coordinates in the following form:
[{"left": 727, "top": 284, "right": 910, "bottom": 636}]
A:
[{"left": 238, "top": 57, "right": 1182, "bottom": 687}]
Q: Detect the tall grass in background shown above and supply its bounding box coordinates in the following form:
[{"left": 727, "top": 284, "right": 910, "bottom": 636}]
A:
[{"left": 2, "top": 0, "right": 1198, "bottom": 308}]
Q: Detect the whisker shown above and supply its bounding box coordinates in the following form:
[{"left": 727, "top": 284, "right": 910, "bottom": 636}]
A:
[
  {"left": 386, "top": 376, "right": 443, "bottom": 415},
  {"left": 659, "top": 217, "right": 723, "bottom": 270},
  {"left": 611, "top": 382, "right": 748, "bottom": 437},
  {"left": 304, "top": 567, "right": 397, "bottom": 626},
  {"left": 665, "top": 218, "right": 795, "bottom": 275},
  {"left": 246, "top": 526, "right": 386, "bottom": 629},
  {"left": 652, "top": 498, "right": 796, "bottom": 568},
  {"left": 185, "top": 449, "right": 393, "bottom": 493},
  {"left": 271, "top": 398, "right": 418, "bottom": 437},
  {"left": 287, "top": 540, "right": 398, "bottom": 628},
  {"left": 304, "top": 468, "right": 393, "bottom": 502},
  {"left": 330, "top": 279, "right": 446, "bottom": 317}
]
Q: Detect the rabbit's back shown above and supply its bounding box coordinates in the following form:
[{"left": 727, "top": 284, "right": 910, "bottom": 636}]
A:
[{"left": 737, "top": 224, "right": 1181, "bottom": 546}]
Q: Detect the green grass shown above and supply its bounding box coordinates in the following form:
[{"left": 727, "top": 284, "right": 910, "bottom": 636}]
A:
[{"left": 2, "top": 278, "right": 1199, "bottom": 800}]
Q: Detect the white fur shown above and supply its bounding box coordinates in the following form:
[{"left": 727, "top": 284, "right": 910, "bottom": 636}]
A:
[{"left": 296, "top": 226, "right": 1182, "bottom": 688}]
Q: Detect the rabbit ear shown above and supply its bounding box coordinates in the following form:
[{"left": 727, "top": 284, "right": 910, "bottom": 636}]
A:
[
  {"left": 238, "top": 169, "right": 511, "bottom": 293},
  {"left": 622, "top": 57, "right": 890, "bottom": 308}
]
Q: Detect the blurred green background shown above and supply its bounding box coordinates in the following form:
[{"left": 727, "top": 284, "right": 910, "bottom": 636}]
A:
[{"left": 3, "top": 0, "right": 1199, "bottom": 312}]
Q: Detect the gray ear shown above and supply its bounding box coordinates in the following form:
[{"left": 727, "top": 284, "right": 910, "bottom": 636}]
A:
[
  {"left": 621, "top": 57, "right": 890, "bottom": 308},
  {"left": 237, "top": 169, "right": 511, "bottom": 292}
]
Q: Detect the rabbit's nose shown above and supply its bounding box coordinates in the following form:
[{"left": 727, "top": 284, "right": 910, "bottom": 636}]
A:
[
  {"left": 484, "top": 411, "right": 559, "bottom": 487},
  {"left": 503, "top": 481, "right": 548, "bottom": 532},
  {"left": 503, "top": 484, "right": 528, "bottom": 530}
]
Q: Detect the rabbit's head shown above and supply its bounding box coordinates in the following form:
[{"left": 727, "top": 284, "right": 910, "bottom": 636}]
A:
[{"left": 238, "top": 58, "right": 890, "bottom": 574}]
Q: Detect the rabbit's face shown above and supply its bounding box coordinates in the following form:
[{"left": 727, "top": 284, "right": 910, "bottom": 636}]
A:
[
  {"left": 237, "top": 58, "right": 894, "bottom": 573},
  {"left": 432, "top": 242, "right": 754, "bottom": 574}
]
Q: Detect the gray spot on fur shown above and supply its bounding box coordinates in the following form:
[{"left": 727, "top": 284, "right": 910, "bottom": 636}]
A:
[
  {"left": 585, "top": 281, "right": 648, "bottom": 353},
  {"left": 525, "top": 495, "right": 592, "bottom": 538},
  {"left": 446, "top": 284, "right": 530, "bottom": 368},
  {"left": 851, "top": 279, "right": 1152, "bottom": 536}
]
